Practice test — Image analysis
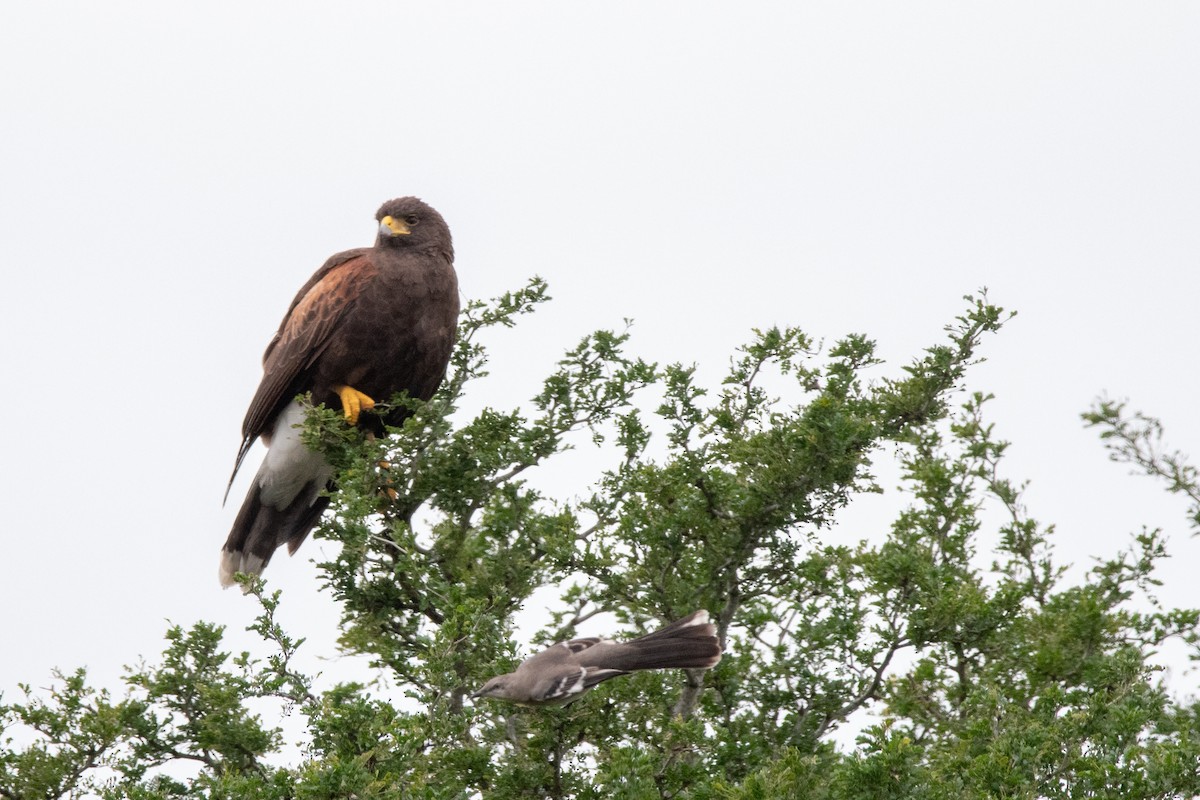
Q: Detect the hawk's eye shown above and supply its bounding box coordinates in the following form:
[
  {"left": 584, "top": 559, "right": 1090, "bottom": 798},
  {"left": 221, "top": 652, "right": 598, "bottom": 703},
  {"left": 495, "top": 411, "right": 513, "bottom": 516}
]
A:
[{"left": 404, "top": 215, "right": 420, "bottom": 226}]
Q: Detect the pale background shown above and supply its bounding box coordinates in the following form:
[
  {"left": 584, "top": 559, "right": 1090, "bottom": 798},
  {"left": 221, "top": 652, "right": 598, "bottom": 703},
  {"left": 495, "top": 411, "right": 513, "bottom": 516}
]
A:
[{"left": 2, "top": 2, "right": 1198, "bottom": 712}]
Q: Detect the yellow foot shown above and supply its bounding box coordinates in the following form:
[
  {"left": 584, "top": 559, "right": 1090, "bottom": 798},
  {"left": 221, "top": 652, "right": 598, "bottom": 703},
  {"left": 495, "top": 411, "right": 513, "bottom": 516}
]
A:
[{"left": 335, "top": 384, "right": 376, "bottom": 425}]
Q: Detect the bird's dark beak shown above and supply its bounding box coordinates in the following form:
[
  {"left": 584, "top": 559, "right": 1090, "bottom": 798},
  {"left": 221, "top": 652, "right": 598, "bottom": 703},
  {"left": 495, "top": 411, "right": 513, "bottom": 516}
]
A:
[
  {"left": 380, "top": 215, "right": 411, "bottom": 237},
  {"left": 470, "top": 687, "right": 484, "bottom": 699}
]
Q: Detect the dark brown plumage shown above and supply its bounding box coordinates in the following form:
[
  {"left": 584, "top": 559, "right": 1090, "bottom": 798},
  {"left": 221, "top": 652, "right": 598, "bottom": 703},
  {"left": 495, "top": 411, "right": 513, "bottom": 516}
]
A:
[
  {"left": 472, "top": 610, "right": 723, "bottom": 706},
  {"left": 221, "top": 197, "right": 459, "bottom": 587}
]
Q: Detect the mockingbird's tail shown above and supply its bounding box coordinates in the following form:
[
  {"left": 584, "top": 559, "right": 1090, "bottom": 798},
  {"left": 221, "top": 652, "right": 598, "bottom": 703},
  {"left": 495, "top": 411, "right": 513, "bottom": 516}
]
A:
[{"left": 583, "top": 610, "right": 722, "bottom": 672}]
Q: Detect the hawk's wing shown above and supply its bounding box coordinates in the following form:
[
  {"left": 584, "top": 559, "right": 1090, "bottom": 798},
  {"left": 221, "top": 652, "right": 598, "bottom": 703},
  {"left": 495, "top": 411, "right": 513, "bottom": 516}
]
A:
[{"left": 227, "top": 250, "right": 377, "bottom": 491}]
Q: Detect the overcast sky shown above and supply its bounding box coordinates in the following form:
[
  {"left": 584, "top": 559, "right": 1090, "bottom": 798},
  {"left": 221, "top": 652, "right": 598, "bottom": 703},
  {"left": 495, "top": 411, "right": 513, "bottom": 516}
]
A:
[{"left": 2, "top": 3, "right": 1199, "bottom": 702}]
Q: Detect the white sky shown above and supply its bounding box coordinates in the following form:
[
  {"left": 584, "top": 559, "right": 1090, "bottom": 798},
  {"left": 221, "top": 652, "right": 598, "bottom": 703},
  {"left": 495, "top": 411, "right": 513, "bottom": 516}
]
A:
[{"left": 2, "top": 3, "right": 1199, "bottom": 705}]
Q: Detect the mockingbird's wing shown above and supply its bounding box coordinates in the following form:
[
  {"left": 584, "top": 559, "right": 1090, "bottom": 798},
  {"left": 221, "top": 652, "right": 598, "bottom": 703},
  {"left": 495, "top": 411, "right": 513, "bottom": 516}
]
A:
[
  {"left": 514, "top": 638, "right": 626, "bottom": 705},
  {"left": 473, "top": 611, "right": 722, "bottom": 706}
]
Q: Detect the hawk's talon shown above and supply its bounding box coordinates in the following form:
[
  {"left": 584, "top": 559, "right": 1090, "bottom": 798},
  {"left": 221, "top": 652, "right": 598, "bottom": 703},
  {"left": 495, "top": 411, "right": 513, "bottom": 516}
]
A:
[{"left": 334, "top": 384, "right": 376, "bottom": 425}]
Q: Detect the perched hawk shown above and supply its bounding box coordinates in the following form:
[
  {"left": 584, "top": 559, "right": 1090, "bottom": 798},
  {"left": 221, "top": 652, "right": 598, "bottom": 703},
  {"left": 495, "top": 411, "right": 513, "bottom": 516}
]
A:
[
  {"left": 221, "top": 197, "right": 459, "bottom": 587},
  {"left": 472, "top": 610, "right": 723, "bottom": 706}
]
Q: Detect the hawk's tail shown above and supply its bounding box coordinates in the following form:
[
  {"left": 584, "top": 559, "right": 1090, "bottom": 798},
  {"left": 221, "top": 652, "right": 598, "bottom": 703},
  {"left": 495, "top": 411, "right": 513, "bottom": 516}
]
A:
[
  {"left": 220, "top": 483, "right": 330, "bottom": 589},
  {"left": 220, "top": 399, "right": 334, "bottom": 589}
]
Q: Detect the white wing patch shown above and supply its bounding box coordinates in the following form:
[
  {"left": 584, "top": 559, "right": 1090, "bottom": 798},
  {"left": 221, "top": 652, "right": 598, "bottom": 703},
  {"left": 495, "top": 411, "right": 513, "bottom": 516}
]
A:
[
  {"left": 563, "top": 637, "right": 602, "bottom": 654},
  {"left": 542, "top": 667, "right": 589, "bottom": 702}
]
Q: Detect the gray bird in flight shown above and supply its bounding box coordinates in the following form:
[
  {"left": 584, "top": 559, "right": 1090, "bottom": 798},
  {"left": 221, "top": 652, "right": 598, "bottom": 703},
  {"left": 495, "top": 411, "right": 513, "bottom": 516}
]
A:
[{"left": 472, "top": 610, "right": 722, "bottom": 707}]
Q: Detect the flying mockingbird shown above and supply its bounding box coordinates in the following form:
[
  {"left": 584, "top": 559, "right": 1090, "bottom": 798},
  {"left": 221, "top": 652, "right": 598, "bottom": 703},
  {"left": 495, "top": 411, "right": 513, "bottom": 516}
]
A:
[{"left": 471, "top": 610, "right": 722, "bottom": 707}]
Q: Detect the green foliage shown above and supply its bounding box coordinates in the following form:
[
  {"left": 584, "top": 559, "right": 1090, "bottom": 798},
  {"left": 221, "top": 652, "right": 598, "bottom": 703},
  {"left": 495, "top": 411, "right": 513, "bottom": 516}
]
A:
[
  {"left": 1083, "top": 397, "right": 1200, "bottom": 531},
  {"left": 5, "top": 279, "right": 1200, "bottom": 798}
]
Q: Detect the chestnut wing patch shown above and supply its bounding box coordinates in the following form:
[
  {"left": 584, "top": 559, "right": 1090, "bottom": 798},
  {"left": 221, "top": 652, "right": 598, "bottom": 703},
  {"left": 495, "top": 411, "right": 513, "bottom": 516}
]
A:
[{"left": 231, "top": 254, "right": 378, "bottom": 483}]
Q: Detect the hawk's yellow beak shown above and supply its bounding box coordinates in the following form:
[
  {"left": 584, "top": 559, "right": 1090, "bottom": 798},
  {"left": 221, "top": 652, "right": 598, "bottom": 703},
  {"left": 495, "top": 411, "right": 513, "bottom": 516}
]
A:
[{"left": 380, "top": 215, "right": 411, "bottom": 236}]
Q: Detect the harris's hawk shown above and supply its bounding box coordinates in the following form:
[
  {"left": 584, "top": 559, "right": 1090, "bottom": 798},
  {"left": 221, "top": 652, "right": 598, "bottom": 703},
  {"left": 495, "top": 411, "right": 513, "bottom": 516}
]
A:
[{"left": 221, "top": 197, "right": 459, "bottom": 587}]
